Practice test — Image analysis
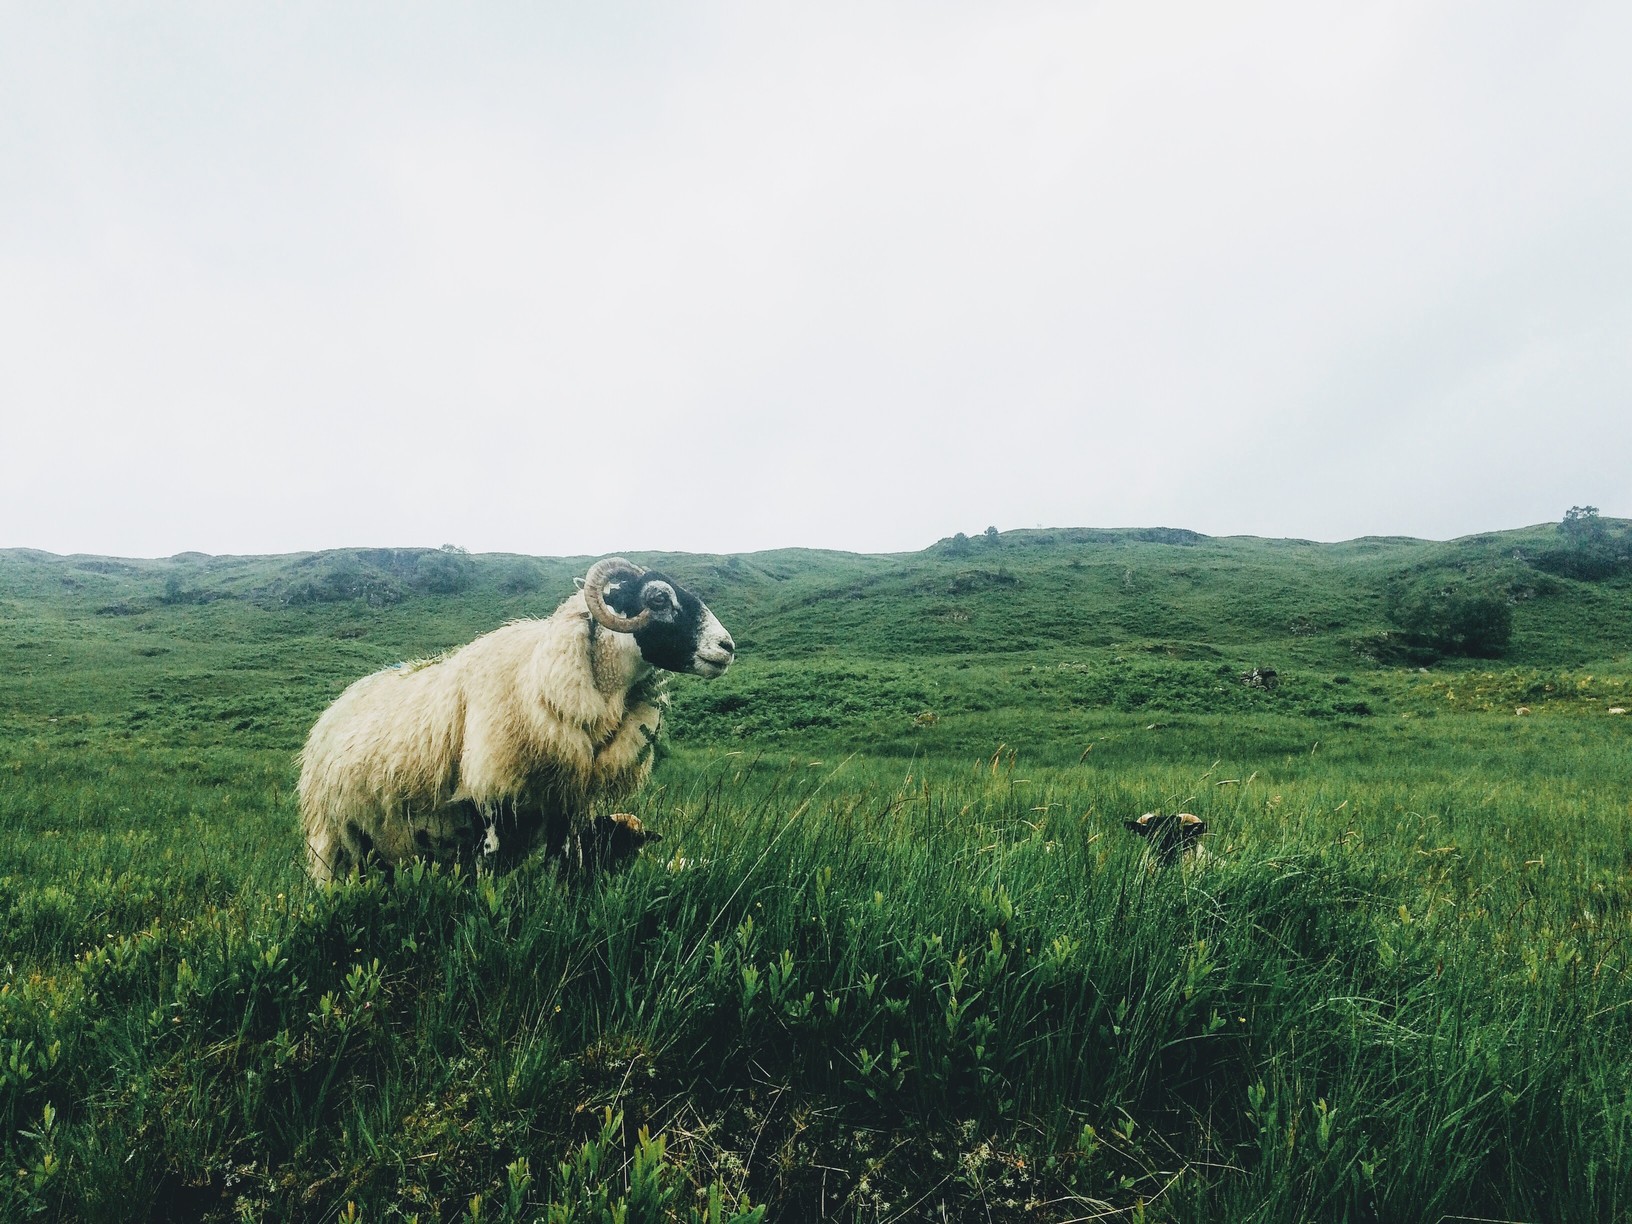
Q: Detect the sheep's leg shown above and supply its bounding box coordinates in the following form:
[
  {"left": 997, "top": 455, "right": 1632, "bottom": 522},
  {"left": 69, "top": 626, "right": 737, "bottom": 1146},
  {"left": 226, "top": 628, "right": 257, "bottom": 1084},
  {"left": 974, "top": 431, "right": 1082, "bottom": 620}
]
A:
[
  {"left": 465, "top": 804, "right": 501, "bottom": 877},
  {"left": 472, "top": 799, "right": 554, "bottom": 875},
  {"left": 537, "top": 801, "right": 576, "bottom": 860},
  {"left": 404, "top": 798, "right": 554, "bottom": 876},
  {"left": 404, "top": 801, "right": 486, "bottom": 874},
  {"left": 305, "top": 819, "right": 394, "bottom": 881},
  {"left": 305, "top": 826, "right": 351, "bottom": 883},
  {"left": 484, "top": 802, "right": 548, "bottom": 872}
]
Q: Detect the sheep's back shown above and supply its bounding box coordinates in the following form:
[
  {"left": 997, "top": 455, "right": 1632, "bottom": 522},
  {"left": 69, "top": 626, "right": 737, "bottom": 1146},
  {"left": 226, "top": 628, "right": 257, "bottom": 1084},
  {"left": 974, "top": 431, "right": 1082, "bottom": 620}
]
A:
[{"left": 304, "top": 668, "right": 462, "bottom": 811}]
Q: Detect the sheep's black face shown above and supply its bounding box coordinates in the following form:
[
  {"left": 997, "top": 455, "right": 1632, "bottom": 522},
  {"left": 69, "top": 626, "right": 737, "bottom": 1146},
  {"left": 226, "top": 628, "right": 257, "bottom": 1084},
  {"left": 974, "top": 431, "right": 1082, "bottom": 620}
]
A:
[
  {"left": 603, "top": 570, "right": 735, "bottom": 678},
  {"left": 1124, "top": 812, "right": 1208, "bottom": 865}
]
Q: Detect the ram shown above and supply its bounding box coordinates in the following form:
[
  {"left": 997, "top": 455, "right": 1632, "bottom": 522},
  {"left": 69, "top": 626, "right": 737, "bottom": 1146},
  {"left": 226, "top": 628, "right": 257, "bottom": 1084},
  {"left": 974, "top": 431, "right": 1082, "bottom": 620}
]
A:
[{"left": 298, "top": 557, "right": 735, "bottom": 881}]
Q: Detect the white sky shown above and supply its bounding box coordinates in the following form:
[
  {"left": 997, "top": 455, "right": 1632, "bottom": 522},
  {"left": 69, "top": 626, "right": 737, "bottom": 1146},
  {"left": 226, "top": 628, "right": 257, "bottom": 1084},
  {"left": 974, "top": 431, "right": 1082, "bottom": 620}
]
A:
[{"left": 3, "top": 3, "right": 1629, "bottom": 558}]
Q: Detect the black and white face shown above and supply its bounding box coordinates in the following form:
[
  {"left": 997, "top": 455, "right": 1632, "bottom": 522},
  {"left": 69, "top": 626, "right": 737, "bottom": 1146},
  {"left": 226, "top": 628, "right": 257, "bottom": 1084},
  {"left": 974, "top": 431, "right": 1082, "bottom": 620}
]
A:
[
  {"left": 601, "top": 570, "right": 736, "bottom": 677},
  {"left": 1123, "top": 812, "right": 1207, "bottom": 863}
]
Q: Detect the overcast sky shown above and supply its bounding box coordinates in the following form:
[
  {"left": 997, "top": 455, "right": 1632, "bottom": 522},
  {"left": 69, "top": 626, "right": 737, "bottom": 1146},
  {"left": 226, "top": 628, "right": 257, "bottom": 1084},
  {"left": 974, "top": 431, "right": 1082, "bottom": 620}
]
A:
[{"left": 3, "top": 3, "right": 1629, "bottom": 559}]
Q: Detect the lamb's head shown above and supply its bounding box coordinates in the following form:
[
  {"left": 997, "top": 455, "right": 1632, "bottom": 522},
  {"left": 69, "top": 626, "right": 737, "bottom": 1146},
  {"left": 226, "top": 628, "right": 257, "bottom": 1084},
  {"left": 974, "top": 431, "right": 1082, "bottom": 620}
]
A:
[
  {"left": 583, "top": 558, "right": 735, "bottom": 678},
  {"left": 1123, "top": 812, "right": 1208, "bottom": 865}
]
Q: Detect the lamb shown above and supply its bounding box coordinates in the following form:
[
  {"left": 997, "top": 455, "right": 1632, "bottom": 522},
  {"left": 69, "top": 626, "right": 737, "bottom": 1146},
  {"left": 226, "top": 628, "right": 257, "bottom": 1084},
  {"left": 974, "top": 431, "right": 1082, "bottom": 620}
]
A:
[
  {"left": 1123, "top": 812, "right": 1209, "bottom": 866},
  {"left": 298, "top": 557, "right": 735, "bottom": 881}
]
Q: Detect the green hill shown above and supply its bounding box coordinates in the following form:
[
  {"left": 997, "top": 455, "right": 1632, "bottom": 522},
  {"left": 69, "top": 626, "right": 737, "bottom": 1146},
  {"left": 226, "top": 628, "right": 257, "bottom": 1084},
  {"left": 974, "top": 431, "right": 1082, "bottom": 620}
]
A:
[{"left": 4, "top": 519, "right": 1629, "bottom": 759}]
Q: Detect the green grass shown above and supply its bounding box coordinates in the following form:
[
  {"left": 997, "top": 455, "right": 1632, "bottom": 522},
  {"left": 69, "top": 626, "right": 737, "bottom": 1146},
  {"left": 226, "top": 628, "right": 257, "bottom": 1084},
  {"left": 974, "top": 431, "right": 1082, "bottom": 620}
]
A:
[{"left": 3, "top": 526, "right": 1632, "bottom": 1220}]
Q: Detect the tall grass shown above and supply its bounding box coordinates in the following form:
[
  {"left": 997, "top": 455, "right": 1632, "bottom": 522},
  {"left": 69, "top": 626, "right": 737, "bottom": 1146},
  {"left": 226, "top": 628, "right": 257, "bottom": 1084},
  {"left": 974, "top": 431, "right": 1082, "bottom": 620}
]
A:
[{"left": 5, "top": 735, "right": 1631, "bottom": 1220}]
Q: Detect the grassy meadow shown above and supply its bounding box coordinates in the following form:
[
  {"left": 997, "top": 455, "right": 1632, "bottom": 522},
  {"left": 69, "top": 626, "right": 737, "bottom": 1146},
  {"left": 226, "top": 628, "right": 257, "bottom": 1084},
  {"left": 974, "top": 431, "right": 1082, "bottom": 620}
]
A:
[{"left": 3, "top": 525, "right": 1632, "bottom": 1221}]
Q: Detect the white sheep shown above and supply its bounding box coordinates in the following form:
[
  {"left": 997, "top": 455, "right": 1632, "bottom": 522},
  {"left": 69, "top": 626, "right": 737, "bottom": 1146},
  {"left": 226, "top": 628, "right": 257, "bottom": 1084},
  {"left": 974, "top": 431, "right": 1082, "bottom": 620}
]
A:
[{"left": 298, "top": 557, "right": 735, "bottom": 881}]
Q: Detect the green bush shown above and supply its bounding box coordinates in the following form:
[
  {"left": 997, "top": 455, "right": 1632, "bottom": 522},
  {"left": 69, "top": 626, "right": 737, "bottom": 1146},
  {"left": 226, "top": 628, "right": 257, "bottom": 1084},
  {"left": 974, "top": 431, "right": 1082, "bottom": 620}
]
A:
[
  {"left": 1386, "top": 581, "right": 1513, "bottom": 659},
  {"left": 415, "top": 545, "right": 477, "bottom": 595},
  {"left": 1531, "top": 506, "right": 1629, "bottom": 581},
  {"left": 499, "top": 559, "right": 546, "bottom": 595},
  {"left": 283, "top": 556, "right": 403, "bottom": 607}
]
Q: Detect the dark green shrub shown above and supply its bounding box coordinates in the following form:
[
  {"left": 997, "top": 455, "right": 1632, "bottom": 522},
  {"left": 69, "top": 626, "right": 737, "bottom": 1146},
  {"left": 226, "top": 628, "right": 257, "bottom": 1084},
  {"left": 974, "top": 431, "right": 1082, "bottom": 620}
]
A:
[
  {"left": 1385, "top": 581, "right": 1513, "bottom": 659},
  {"left": 499, "top": 559, "right": 546, "bottom": 595},
  {"left": 284, "top": 555, "right": 403, "bottom": 607},
  {"left": 1531, "top": 506, "right": 1629, "bottom": 580},
  {"left": 414, "top": 545, "right": 476, "bottom": 595}
]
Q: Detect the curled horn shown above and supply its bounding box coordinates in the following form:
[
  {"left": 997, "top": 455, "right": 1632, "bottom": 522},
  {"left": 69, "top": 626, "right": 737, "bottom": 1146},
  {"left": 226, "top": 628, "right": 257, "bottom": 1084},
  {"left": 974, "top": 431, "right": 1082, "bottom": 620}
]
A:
[{"left": 583, "top": 557, "right": 652, "bottom": 633}]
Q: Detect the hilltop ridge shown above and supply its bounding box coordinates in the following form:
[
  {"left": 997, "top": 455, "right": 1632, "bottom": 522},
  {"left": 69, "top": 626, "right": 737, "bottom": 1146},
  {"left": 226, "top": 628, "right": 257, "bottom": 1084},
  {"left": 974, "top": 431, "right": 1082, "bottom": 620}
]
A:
[{"left": 3, "top": 519, "right": 1630, "bottom": 672}]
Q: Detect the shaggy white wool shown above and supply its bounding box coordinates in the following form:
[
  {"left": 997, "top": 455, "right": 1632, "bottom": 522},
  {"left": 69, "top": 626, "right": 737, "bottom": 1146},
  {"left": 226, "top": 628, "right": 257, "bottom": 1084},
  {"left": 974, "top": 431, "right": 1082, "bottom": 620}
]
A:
[{"left": 299, "top": 591, "right": 666, "bottom": 881}]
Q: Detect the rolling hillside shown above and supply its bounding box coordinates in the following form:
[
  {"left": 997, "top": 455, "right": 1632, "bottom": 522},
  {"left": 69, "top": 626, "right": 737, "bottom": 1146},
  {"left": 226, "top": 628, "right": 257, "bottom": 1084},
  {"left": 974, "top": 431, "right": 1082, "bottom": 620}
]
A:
[{"left": 4, "top": 519, "right": 1629, "bottom": 759}]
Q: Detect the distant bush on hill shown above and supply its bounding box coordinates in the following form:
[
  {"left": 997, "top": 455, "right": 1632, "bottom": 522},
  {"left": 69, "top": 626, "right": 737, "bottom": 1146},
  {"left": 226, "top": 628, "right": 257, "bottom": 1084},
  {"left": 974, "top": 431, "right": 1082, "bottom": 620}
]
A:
[
  {"left": 498, "top": 558, "right": 546, "bottom": 595},
  {"left": 1384, "top": 579, "right": 1513, "bottom": 660},
  {"left": 1529, "top": 506, "right": 1630, "bottom": 581},
  {"left": 158, "top": 573, "right": 212, "bottom": 606},
  {"left": 262, "top": 546, "right": 478, "bottom": 606},
  {"left": 1129, "top": 526, "right": 1205, "bottom": 546},
  {"left": 413, "top": 545, "right": 476, "bottom": 595},
  {"left": 946, "top": 568, "right": 1017, "bottom": 595},
  {"left": 279, "top": 554, "right": 404, "bottom": 607}
]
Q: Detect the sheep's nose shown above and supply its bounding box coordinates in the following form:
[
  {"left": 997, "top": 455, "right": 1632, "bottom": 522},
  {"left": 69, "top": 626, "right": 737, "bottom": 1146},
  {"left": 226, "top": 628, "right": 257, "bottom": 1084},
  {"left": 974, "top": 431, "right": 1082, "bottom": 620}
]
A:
[{"left": 721, "top": 636, "right": 736, "bottom": 654}]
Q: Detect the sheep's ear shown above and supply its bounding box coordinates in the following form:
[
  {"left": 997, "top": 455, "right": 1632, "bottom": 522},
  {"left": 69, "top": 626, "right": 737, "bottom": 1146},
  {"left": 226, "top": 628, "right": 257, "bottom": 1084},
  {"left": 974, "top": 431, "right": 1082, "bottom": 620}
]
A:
[
  {"left": 1124, "top": 819, "right": 1147, "bottom": 835},
  {"left": 573, "top": 577, "right": 586, "bottom": 590}
]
